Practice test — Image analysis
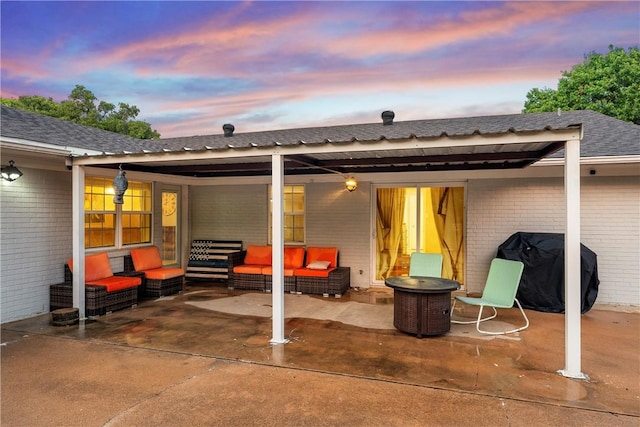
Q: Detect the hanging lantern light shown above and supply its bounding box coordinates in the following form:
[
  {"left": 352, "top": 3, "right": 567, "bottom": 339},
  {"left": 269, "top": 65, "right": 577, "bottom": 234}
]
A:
[{"left": 113, "top": 164, "right": 128, "bottom": 204}]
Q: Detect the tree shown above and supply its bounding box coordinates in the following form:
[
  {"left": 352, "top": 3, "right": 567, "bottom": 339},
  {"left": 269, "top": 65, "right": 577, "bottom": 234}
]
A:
[
  {"left": 1, "top": 85, "right": 160, "bottom": 138},
  {"left": 523, "top": 46, "right": 640, "bottom": 124}
]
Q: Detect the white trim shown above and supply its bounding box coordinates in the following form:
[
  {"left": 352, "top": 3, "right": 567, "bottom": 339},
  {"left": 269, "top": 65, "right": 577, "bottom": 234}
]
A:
[
  {"left": 535, "top": 155, "right": 640, "bottom": 166},
  {"left": 0, "top": 137, "right": 102, "bottom": 156}
]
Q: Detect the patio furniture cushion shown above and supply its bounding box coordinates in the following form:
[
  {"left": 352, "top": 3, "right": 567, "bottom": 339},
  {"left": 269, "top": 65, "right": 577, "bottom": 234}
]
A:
[
  {"left": 67, "top": 253, "right": 114, "bottom": 282},
  {"left": 294, "top": 247, "right": 338, "bottom": 278},
  {"left": 261, "top": 267, "right": 298, "bottom": 276},
  {"left": 233, "top": 264, "right": 264, "bottom": 274},
  {"left": 66, "top": 253, "right": 141, "bottom": 293},
  {"left": 294, "top": 267, "right": 333, "bottom": 278},
  {"left": 262, "top": 247, "right": 305, "bottom": 276},
  {"left": 86, "top": 276, "right": 142, "bottom": 292},
  {"left": 130, "top": 246, "right": 163, "bottom": 271},
  {"left": 284, "top": 247, "right": 305, "bottom": 268},
  {"left": 306, "top": 247, "right": 338, "bottom": 268},
  {"left": 243, "top": 245, "right": 272, "bottom": 265},
  {"left": 144, "top": 267, "right": 185, "bottom": 280}
]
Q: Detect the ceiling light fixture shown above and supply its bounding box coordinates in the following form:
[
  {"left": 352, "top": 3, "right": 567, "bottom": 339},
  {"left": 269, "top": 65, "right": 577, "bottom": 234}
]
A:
[
  {"left": 345, "top": 176, "right": 358, "bottom": 192},
  {"left": 1, "top": 160, "right": 23, "bottom": 182}
]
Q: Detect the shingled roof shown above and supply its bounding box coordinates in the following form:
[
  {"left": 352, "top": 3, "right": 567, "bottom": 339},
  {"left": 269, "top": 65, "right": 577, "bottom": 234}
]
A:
[{"left": 2, "top": 105, "right": 638, "bottom": 177}]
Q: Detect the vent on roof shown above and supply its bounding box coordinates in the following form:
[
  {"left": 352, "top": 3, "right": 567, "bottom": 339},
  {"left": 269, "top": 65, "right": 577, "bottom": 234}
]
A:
[
  {"left": 381, "top": 110, "right": 395, "bottom": 125},
  {"left": 223, "top": 123, "right": 235, "bottom": 137}
]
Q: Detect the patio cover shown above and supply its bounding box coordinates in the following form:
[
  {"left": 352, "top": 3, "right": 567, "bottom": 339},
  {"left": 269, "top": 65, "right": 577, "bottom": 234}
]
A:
[{"left": 36, "top": 109, "right": 586, "bottom": 379}]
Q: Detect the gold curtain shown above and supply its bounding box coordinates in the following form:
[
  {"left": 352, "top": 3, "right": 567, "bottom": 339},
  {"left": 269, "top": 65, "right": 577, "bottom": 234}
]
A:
[
  {"left": 431, "top": 187, "right": 465, "bottom": 284},
  {"left": 376, "top": 188, "right": 406, "bottom": 279}
]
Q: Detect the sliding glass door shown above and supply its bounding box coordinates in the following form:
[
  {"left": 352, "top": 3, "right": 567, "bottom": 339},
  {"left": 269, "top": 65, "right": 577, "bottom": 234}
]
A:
[{"left": 374, "top": 186, "right": 465, "bottom": 285}]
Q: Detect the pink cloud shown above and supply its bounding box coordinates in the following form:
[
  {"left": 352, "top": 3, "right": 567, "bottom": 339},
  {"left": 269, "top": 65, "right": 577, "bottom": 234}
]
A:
[
  {"left": 316, "top": 1, "right": 604, "bottom": 58},
  {"left": 58, "top": 0, "right": 622, "bottom": 86},
  {"left": 1, "top": 57, "right": 51, "bottom": 81}
]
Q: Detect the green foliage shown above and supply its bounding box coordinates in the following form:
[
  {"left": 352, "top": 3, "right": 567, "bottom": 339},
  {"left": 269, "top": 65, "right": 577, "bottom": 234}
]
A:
[
  {"left": 1, "top": 85, "right": 160, "bottom": 139},
  {"left": 523, "top": 46, "right": 640, "bottom": 124}
]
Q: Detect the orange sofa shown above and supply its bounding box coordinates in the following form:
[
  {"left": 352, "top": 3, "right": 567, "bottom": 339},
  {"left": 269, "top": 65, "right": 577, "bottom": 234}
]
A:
[
  {"left": 50, "top": 252, "right": 142, "bottom": 317},
  {"left": 230, "top": 245, "right": 350, "bottom": 297},
  {"left": 264, "top": 247, "right": 305, "bottom": 293},
  {"left": 128, "top": 246, "right": 185, "bottom": 297}
]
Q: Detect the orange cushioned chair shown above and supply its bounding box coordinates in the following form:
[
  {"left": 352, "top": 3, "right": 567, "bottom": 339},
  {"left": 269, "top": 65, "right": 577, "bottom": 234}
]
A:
[
  {"left": 129, "top": 246, "right": 185, "bottom": 297},
  {"left": 55, "top": 253, "right": 141, "bottom": 317},
  {"left": 231, "top": 245, "right": 272, "bottom": 291}
]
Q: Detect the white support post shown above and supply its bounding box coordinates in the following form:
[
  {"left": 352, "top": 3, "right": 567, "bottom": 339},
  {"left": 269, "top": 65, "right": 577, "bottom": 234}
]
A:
[
  {"left": 71, "top": 165, "right": 85, "bottom": 318},
  {"left": 559, "top": 138, "right": 587, "bottom": 380},
  {"left": 270, "top": 154, "right": 288, "bottom": 344}
]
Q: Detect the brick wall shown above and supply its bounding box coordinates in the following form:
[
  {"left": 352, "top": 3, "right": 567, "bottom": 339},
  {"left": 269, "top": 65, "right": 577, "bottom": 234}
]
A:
[
  {"left": 467, "top": 176, "right": 640, "bottom": 306},
  {"left": 0, "top": 168, "right": 72, "bottom": 323}
]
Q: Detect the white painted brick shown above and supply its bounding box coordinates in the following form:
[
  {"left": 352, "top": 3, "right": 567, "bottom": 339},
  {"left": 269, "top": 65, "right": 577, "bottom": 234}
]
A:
[
  {"left": 467, "top": 176, "right": 640, "bottom": 306},
  {"left": 1, "top": 168, "right": 72, "bottom": 323},
  {"left": 191, "top": 184, "right": 270, "bottom": 245}
]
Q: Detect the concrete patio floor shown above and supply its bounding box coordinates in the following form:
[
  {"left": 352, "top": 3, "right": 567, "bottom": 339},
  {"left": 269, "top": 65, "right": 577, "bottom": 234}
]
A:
[{"left": 2, "top": 282, "right": 638, "bottom": 426}]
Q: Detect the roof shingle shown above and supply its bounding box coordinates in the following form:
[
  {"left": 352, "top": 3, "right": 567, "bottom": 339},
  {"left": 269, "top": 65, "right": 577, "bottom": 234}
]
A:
[{"left": 2, "top": 105, "right": 638, "bottom": 158}]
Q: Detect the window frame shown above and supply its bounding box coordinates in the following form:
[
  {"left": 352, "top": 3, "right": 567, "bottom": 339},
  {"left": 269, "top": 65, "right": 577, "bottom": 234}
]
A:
[
  {"left": 269, "top": 184, "right": 306, "bottom": 245},
  {"left": 84, "top": 176, "right": 153, "bottom": 250}
]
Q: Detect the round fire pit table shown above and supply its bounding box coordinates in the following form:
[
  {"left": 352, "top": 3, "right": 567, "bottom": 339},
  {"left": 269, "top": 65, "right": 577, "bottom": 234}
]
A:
[{"left": 385, "top": 276, "right": 461, "bottom": 337}]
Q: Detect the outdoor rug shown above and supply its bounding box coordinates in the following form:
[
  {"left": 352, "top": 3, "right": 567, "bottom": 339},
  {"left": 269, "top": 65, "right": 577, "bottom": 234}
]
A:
[
  {"left": 183, "top": 292, "right": 520, "bottom": 340},
  {"left": 186, "top": 292, "right": 395, "bottom": 330}
]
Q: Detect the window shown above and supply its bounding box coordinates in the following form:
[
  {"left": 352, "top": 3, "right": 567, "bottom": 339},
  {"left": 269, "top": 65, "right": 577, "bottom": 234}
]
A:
[
  {"left": 270, "top": 185, "right": 305, "bottom": 244},
  {"left": 84, "top": 177, "right": 152, "bottom": 249}
]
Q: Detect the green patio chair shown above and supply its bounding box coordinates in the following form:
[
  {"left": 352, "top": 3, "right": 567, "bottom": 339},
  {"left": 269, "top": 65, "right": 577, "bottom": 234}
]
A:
[
  {"left": 451, "top": 258, "right": 529, "bottom": 335},
  {"left": 409, "top": 252, "right": 443, "bottom": 277}
]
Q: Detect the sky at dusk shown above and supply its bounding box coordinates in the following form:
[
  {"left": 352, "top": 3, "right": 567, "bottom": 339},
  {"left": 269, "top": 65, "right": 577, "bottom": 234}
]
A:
[{"left": 1, "top": 1, "right": 638, "bottom": 138}]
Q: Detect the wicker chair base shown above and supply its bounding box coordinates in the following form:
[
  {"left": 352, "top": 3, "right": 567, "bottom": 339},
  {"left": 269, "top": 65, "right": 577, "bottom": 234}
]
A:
[
  {"left": 50, "top": 282, "right": 138, "bottom": 317},
  {"left": 145, "top": 275, "right": 184, "bottom": 297},
  {"left": 230, "top": 273, "right": 265, "bottom": 291},
  {"left": 393, "top": 289, "right": 452, "bottom": 337},
  {"left": 296, "top": 267, "right": 351, "bottom": 297},
  {"left": 295, "top": 276, "right": 327, "bottom": 295},
  {"left": 264, "top": 275, "right": 297, "bottom": 293}
]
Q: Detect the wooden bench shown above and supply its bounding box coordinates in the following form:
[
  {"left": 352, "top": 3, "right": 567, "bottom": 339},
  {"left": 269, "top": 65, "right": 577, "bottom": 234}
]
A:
[{"left": 185, "top": 240, "right": 244, "bottom": 282}]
